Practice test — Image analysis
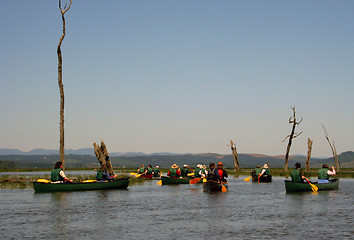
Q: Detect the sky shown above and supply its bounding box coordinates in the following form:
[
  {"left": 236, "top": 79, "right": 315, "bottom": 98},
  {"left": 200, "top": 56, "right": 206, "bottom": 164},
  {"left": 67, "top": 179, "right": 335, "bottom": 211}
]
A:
[{"left": 0, "top": 0, "right": 353, "bottom": 158}]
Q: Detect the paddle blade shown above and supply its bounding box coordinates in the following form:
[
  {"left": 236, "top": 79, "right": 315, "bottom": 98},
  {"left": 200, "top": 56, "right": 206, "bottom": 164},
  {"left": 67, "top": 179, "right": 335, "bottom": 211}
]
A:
[
  {"left": 306, "top": 179, "right": 318, "bottom": 192},
  {"left": 189, "top": 178, "right": 202, "bottom": 185},
  {"left": 156, "top": 180, "right": 162, "bottom": 185},
  {"left": 37, "top": 179, "right": 50, "bottom": 183},
  {"left": 130, "top": 173, "right": 138, "bottom": 176},
  {"left": 83, "top": 180, "right": 97, "bottom": 183},
  {"left": 243, "top": 176, "right": 252, "bottom": 182},
  {"left": 203, "top": 178, "right": 207, "bottom": 183},
  {"left": 187, "top": 173, "right": 195, "bottom": 177},
  {"left": 221, "top": 183, "right": 227, "bottom": 192}
]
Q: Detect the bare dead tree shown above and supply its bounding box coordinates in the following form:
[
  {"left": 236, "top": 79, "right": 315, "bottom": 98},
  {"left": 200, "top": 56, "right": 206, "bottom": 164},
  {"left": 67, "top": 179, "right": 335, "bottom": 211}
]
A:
[
  {"left": 282, "top": 106, "right": 303, "bottom": 172},
  {"left": 230, "top": 139, "right": 240, "bottom": 172},
  {"left": 322, "top": 124, "right": 340, "bottom": 172},
  {"left": 57, "top": 0, "right": 72, "bottom": 170},
  {"left": 305, "top": 138, "right": 313, "bottom": 172},
  {"left": 93, "top": 140, "right": 114, "bottom": 175}
]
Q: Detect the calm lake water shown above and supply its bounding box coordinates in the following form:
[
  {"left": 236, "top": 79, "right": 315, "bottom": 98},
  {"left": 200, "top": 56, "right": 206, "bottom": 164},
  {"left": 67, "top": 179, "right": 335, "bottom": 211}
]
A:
[{"left": 0, "top": 176, "right": 353, "bottom": 239}]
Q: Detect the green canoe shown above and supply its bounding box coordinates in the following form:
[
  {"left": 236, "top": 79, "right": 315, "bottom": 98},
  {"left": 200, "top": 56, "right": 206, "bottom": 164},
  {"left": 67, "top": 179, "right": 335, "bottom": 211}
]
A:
[
  {"left": 33, "top": 177, "right": 130, "bottom": 193},
  {"left": 161, "top": 176, "right": 199, "bottom": 185},
  {"left": 285, "top": 179, "right": 339, "bottom": 192}
]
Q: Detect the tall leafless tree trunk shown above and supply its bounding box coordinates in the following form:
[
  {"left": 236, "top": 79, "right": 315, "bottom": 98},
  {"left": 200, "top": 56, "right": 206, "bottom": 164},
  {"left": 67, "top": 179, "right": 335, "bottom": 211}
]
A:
[
  {"left": 282, "top": 106, "right": 302, "bottom": 172},
  {"left": 305, "top": 138, "right": 313, "bottom": 172},
  {"left": 230, "top": 139, "right": 240, "bottom": 172},
  {"left": 57, "top": 0, "right": 72, "bottom": 171},
  {"left": 322, "top": 124, "right": 340, "bottom": 172}
]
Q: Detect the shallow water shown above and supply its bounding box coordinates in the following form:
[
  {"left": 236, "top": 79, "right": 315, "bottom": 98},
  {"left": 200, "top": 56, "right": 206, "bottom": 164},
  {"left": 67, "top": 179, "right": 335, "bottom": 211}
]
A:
[{"left": 0, "top": 176, "right": 352, "bottom": 239}]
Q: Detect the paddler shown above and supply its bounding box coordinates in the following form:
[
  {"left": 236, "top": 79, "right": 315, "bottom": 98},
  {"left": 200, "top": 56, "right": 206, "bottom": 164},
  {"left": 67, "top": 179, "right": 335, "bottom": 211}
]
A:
[
  {"left": 318, "top": 164, "right": 336, "bottom": 183},
  {"left": 252, "top": 165, "right": 262, "bottom": 177},
  {"left": 153, "top": 166, "right": 160, "bottom": 177},
  {"left": 216, "top": 162, "right": 228, "bottom": 183},
  {"left": 51, "top": 161, "right": 73, "bottom": 183},
  {"left": 181, "top": 164, "right": 193, "bottom": 177},
  {"left": 167, "top": 164, "right": 181, "bottom": 179},
  {"left": 291, "top": 162, "right": 308, "bottom": 182},
  {"left": 137, "top": 164, "right": 147, "bottom": 175},
  {"left": 258, "top": 164, "right": 270, "bottom": 179},
  {"left": 96, "top": 164, "right": 117, "bottom": 182}
]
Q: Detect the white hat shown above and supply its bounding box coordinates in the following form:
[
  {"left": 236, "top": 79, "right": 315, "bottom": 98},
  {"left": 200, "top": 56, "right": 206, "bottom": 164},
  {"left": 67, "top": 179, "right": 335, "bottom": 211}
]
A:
[
  {"left": 183, "top": 164, "right": 188, "bottom": 167},
  {"left": 263, "top": 164, "right": 268, "bottom": 168}
]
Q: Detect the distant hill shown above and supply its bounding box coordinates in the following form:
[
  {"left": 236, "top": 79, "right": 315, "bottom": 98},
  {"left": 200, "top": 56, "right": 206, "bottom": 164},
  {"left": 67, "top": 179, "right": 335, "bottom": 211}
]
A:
[{"left": 0, "top": 148, "right": 353, "bottom": 169}]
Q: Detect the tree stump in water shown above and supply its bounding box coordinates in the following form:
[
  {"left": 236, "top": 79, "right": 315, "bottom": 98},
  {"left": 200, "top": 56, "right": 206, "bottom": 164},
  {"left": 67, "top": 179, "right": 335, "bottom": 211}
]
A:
[{"left": 93, "top": 140, "right": 114, "bottom": 175}]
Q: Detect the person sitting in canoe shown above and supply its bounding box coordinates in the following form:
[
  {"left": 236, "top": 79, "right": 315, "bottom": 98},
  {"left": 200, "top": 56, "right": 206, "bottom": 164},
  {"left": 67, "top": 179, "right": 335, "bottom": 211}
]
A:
[
  {"left": 291, "top": 162, "right": 308, "bottom": 182},
  {"left": 153, "top": 166, "right": 160, "bottom": 177},
  {"left": 51, "top": 161, "right": 73, "bottom": 183},
  {"left": 181, "top": 164, "right": 194, "bottom": 177},
  {"left": 194, "top": 164, "right": 204, "bottom": 178},
  {"left": 207, "top": 163, "right": 218, "bottom": 181},
  {"left": 258, "top": 164, "right": 270, "bottom": 179},
  {"left": 201, "top": 165, "right": 208, "bottom": 178},
  {"left": 96, "top": 164, "right": 117, "bottom": 182},
  {"left": 146, "top": 165, "right": 154, "bottom": 175},
  {"left": 137, "top": 164, "right": 147, "bottom": 175},
  {"left": 252, "top": 165, "right": 262, "bottom": 178},
  {"left": 318, "top": 164, "right": 336, "bottom": 183},
  {"left": 216, "top": 162, "right": 228, "bottom": 183},
  {"left": 167, "top": 164, "right": 181, "bottom": 179}
]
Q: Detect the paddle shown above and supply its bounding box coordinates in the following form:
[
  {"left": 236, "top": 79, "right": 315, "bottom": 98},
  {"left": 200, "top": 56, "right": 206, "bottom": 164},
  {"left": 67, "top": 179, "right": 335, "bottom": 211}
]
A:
[
  {"left": 243, "top": 176, "right": 252, "bottom": 182},
  {"left": 156, "top": 180, "right": 162, "bottom": 185},
  {"left": 83, "top": 180, "right": 97, "bottom": 183},
  {"left": 37, "top": 179, "right": 50, "bottom": 183},
  {"left": 130, "top": 173, "right": 138, "bottom": 176},
  {"left": 187, "top": 172, "right": 195, "bottom": 177},
  {"left": 189, "top": 178, "right": 203, "bottom": 184},
  {"left": 305, "top": 179, "right": 318, "bottom": 192},
  {"left": 221, "top": 182, "right": 227, "bottom": 192}
]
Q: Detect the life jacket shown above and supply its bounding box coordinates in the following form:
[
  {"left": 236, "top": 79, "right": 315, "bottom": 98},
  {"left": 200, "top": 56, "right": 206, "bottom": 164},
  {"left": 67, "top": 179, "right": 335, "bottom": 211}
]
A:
[
  {"left": 291, "top": 169, "right": 302, "bottom": 182},
  {"left": 181, "top": 168, "right": 188, "bottom": 177},
  {"left": 194, "top": 168, "right": 201, "bottom": 178},
  {"left": 51, "top": 168, "right": 64, "bottom": 182},
  {"left": 138, "top": 167, "right": 145, "bottom": 174},
  {"left": 318, "top": 168, "right": 329, "bottom": 180},
  {"left": 254, "top": 167, "right": 262, "bottom": 175},
  {"left": 147, "top": 167, "right": 153, "bottom": 175},
  {"left": 169, "top": 168, "right": 177, "bottom": 178},
  {"left": 262, "top": 168, "right": 270, "bottom": 175},
  {"left": 96, "top": 170, "right": 104, "bottom": 180},
  {"left": 218, "top": 169, "right": 224, "bottom": 180},
  {"left": 153, "top": 168, "right": 160, "bottom": 177}
]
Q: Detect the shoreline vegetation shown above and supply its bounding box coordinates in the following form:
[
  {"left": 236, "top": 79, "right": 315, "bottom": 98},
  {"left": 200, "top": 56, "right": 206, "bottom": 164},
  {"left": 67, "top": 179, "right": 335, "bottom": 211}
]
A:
[{"left": 0, "top": 168, "right": 353, "bottom": 189}]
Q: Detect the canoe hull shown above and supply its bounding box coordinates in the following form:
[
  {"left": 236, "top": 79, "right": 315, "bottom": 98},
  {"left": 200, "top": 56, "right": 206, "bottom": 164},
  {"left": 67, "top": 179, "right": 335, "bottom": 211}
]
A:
[
  {"left": 161, "top": 176, "right": 197, "bottom": 185},
  {"left": 252, "top": 174, "right": 272, "bottom": 182},
  {"left": 203, "top": 181, "right": 228, "bottom": 192},
  {"left": 139, "top": 174, "right": 153, "bottom": 179},
  {"left": 285, "top": 179, "right": 339, "bottom": 192},
  {"left": 33, "top": 178, "right": 130, "bottom": 193}
]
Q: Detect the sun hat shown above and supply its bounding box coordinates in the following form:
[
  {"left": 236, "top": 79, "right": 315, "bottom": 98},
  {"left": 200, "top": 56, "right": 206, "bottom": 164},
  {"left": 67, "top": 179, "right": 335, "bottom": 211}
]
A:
[
  {"left": 171, "top": 164, "right": 178, "bottom": 169},
  {"left": 183, "top": 164, "right": 188, "bottom": 167},
  {"left": 263, "top": 164, "right": 268, "bottom": 168}
]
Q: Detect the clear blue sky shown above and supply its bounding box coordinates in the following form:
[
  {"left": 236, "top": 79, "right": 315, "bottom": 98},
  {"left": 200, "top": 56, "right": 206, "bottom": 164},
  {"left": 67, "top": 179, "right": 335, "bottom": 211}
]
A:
[{"left": 1, "top": 1, "right": 353, "bottom": 157}]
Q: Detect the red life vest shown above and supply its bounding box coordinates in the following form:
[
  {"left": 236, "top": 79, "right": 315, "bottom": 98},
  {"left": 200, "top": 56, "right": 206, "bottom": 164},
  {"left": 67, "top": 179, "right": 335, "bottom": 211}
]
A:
[{"left": 218, "top": 169, "right": 224, "bottom": 180}]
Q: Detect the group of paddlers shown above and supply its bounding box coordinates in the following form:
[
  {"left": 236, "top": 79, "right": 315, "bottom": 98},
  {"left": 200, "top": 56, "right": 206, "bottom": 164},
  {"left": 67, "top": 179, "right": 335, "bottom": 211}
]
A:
[
  {"left": 163, "top": 162, "right": 228, "bottom": 184},
  {"left": 251, "top": 164, "right": 270, "bottom": 179},
  {"left": 137, "top": 164, "right": 161, "bottom": 177},
  {"left": 291, "top": 162, "right": 336, "bottom": 183}
]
